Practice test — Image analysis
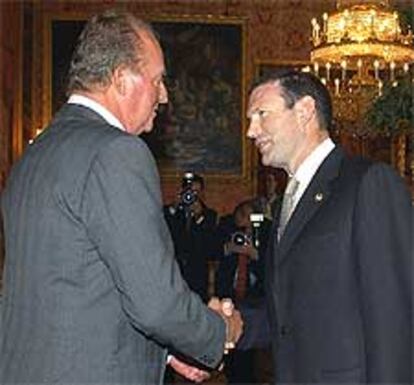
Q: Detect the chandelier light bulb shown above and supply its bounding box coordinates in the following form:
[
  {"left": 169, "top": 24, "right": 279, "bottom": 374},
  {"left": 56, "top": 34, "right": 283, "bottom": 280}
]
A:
[
  {"left": 334, "top": 78, "right": 341, "bottom": 96},
  {"left": 341, "top": 60, "right": 347, "bottom": 81},
  {"left": 378, "top": 80, "right": 383, "bottom": 96},
  {"left": 357, "top": 58, "right": 363, "bottom": 78},
  {"left": 390, "top": 61, "right": 396, "bottom": 81},
  {"left": 323, "top": 12, "right": 329, "bottom": 36},
  {"left": 313, "top": 62, "right": 320, "bottom": 76},
  {"left": 326, "top": 62, "right": 332, "bottom": 81},
  {"left": 374, "top": 60, "right": 380, "bottom": 80}
]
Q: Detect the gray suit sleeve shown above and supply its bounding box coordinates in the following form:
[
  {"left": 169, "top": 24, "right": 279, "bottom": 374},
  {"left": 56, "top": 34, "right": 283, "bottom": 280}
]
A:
[
  {"left": 354, "top": 163, "right": 412, "bottom": 383},
  {"left": 81, "top": 135, "right": 225, "bottom": 368}
]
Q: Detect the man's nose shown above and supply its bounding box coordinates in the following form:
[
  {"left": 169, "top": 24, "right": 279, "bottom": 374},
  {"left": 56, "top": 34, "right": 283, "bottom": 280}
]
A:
[
  {"left": 247, "top": 117, "right": 259, "bottom": 139},
  {"left": 158, "top": 81, "right": 168, "bottom": 104}
]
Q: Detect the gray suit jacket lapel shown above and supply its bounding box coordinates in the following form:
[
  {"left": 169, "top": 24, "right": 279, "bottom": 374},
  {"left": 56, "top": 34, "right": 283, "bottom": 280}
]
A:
[{"left": 275, "top": 147, "right": 344, "bottom": 265}]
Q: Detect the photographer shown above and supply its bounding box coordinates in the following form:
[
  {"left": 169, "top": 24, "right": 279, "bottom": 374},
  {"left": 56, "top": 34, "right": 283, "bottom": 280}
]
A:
[
  {"left": 215, "top": 199, "right": 272, "bottom": 385},
  {"left": 215, "top": 199, "right": 269, "bottom": 304},
  {"left": 164, "top": 173, "right": 219, "bottom": 303}
]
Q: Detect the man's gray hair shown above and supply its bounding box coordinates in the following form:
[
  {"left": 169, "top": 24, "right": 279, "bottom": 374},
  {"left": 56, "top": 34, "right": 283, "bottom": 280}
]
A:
[{"left": 66, "top": 10, "right": 156, "bottom": 95}]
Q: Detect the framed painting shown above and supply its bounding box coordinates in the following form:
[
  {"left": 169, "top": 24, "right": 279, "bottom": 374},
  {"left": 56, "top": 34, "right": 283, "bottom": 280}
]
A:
[{"left": 39, "top": 13, "right": 248, "bottom": 181}]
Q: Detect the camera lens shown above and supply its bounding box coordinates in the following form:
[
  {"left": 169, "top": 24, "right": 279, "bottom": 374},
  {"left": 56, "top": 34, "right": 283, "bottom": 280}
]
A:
[
  {"left": 181, "top": 188, "right": 197, "bottom": 206},
  {"left": 232, "top": 232, "right": 248, "bottom": 246}
]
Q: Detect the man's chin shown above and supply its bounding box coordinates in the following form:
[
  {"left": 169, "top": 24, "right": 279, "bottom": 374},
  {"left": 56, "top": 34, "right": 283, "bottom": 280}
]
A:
[
  {"left": 142, "top": 112, "right": 157, "bottom": 133},
  {"left": 143, "top": 121, "right": 154, "bottom": 133},
  {"left": 260, "top": 153, "right": 271, "bottom": 166},
  {"left": 261, "top": 154, "right": 280, "bottom": 169},
  {"left": 130, "top": 121, "right": 153, "bottom": 136}
]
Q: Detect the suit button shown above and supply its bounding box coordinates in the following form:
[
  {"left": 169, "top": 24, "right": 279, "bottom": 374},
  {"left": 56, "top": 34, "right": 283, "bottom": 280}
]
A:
[{"left": 280, "top": 325, "right": 291, "bottom": 336}]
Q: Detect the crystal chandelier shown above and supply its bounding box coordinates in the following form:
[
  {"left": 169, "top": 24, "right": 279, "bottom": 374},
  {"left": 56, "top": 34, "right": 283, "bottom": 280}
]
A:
[{"left": 309, "top": 0, "right": 414, "bottom": 96}]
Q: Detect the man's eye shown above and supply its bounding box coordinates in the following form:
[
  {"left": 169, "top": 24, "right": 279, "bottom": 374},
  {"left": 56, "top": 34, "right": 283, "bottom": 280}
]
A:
[
  {"left": 162, "top": 75, "right": 173, "bottom": 88},
  {"left": 258, "top": 110, "right": 269, "bottom": 118}
]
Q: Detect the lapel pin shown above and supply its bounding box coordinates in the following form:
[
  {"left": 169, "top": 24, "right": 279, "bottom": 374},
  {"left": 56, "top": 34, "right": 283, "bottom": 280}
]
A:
[{"left": 314, "top": 192, "right": 324, "bottom": 202}]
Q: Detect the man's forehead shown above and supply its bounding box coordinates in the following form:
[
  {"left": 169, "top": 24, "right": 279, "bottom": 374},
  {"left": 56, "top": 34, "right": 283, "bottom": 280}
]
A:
[
  {"left": 137, "top": 29, "right": 164, "bottom": 67},
  {"left": 252, "top": 82, "right": 281, "bottom": 100},
  {"left": 248, "top": 82, "right": 284, "bottom": 110}
]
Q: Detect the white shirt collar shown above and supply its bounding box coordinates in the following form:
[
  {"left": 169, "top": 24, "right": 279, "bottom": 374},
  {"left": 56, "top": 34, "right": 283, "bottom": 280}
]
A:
[
  {"left": 292, "top": 137, "right": 335, "bottom": 204},
  {"left": 67, "top": 94, "right": 125, "bottom": 131}
]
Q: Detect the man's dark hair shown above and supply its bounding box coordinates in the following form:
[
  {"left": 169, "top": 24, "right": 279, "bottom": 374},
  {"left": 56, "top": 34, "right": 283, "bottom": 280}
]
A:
[
  {"left": 181, "top": 173, "right": 205, "bottom": 190},
  {"left": 233, "top": 199, "right": 254, "bottom": 216},
  {"left": 259, "top": 70, "right": 333, "bottom": 132},
  {"left": 66, "top": 10, "right": 155, "bottom": 95}
]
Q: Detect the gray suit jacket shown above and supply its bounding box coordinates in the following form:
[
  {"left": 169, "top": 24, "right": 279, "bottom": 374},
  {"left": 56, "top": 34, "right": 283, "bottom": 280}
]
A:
[
  {"left": 266, "top": 147, "right": 412, "bottom": 384},
  {"left": 0, "top": 104, "right": 225, "bottom": 384}
]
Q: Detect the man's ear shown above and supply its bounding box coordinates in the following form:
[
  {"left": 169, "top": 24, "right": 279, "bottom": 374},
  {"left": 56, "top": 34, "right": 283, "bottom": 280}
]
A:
[
  {"left": 113, "top": 65, "right": 143, "bottom": 96},
  {"left": 295, "top": 95, "right": 316, "bottom": 127},
  {"left": 112, "top": 66, "right": 127, "bottom": 95}
]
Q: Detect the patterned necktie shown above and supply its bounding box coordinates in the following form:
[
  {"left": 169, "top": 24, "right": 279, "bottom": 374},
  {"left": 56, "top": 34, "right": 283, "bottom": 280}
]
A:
[{"left": 278, "top": 177, "right": 299, "bottom": 239}]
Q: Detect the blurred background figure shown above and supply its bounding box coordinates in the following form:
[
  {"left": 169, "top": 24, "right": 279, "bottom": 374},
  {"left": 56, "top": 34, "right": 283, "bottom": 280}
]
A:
[
  {"left": 254, "top": 171, "right": 284, "bottom": 221},
  {"left": 164, "top": 172, "right": 219, "bottom": 303},
  {"left": 215, "top": 199, "right": 272, "bottom": 385},
  {"left": 215, "top": 199, "right": 266, "bottom": 302}
]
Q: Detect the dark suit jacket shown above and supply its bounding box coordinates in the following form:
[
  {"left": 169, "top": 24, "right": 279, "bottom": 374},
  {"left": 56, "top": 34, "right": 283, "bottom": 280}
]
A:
[
  {"left": 0, "top": 104, "right": 225, "bottom": 384},
  {"left": 266, "top": 147, "right": 412, "bottom": 384}
]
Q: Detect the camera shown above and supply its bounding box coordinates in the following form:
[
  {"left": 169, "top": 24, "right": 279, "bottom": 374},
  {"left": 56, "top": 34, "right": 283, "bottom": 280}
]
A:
[
  {"left": 230, "top": 231, "right": 251, "bottom": 246},
  {"left": 180, "top": 188, "right": 198, "bottom": 206},
  {"left": 179, "top": 172, "right": 198, "bottom": 207}
]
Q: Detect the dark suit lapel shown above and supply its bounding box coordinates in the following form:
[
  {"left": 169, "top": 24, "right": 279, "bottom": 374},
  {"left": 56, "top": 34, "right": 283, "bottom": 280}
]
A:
[{"left": 275, "top": 147, "right": 345, "bottom": 265}]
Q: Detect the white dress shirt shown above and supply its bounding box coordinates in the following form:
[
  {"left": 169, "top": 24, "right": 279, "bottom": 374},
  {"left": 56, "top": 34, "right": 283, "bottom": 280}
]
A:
[
  {"left": 290, "top": 137, "right": 335, "bottom": 212},
  {"left": 68, "top": 94, "right": 125, "bottom": 131}
]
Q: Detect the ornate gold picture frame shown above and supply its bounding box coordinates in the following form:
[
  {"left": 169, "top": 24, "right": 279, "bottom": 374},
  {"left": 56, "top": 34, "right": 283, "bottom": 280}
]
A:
[{"left": 35, "top": 12, "right": 248, "bottom": 182}]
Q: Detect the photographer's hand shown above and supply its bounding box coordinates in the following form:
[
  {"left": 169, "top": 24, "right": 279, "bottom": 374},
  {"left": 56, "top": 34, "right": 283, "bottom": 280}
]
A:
[
  {"left": 240, "top": 244, "right": 258, "bottom": 260},
  {"left": 191, "top": 200, "right": 204, "bottom": 223},
  {"left": 225, "top": 242, "right": 258, "bottom": 260}
]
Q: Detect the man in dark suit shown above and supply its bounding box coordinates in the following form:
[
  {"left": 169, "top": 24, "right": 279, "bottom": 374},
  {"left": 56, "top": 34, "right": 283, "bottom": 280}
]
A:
[
  {"left": 0, "top": 10, "right": 242, "bottom": 384},
  {"left": 247, "top": 71, "right": 412, "bottom": 384},
  {"left": 164, "top": 173, "right": 219, "bottom": 302}
]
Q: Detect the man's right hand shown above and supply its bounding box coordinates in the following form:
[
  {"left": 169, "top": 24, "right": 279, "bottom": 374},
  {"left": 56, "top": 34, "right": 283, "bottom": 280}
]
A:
[{"left": 208, "top": 297, "right": 244, "bottom": 353}]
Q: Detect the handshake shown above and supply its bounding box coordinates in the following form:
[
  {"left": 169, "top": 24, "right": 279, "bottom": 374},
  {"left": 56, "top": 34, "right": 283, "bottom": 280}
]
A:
[
  {"left": 169, "top": 297, "right": 244, "bottom": 383},
  {"left": 208, "top": 297, "right": 243, "bottom": 353}
]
